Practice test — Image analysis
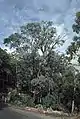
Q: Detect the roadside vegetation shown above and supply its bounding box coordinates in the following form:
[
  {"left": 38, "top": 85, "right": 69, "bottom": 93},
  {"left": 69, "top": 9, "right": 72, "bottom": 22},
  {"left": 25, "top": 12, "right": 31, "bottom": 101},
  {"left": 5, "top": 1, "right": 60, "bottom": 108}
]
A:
[{"left": 1, "top": 12, "right": 80, "bottom": 117}]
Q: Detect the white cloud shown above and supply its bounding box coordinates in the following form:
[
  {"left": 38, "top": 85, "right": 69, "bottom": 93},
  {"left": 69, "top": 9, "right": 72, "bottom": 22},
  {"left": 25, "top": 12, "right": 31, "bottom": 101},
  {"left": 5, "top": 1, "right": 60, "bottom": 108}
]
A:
[{"left": 0, "top": 0, "right": 80, "bottom": 51}]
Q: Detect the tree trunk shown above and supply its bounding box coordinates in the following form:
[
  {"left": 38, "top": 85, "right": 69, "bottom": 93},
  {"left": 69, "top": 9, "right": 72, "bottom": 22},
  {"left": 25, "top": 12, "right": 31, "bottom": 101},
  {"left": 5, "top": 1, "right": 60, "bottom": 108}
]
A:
[
  {"left": 71, "top": 86, "right": 76, "bottom": 114},
  {"left": 71, "top": 99, "right": 75, "bottom": 113}
]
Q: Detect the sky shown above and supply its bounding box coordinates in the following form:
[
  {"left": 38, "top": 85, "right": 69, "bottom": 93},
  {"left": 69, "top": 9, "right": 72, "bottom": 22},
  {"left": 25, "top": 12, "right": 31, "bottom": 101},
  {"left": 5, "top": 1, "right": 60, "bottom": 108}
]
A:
[{"left": 0, "top": 0, "right": 80, "bottom": 52}]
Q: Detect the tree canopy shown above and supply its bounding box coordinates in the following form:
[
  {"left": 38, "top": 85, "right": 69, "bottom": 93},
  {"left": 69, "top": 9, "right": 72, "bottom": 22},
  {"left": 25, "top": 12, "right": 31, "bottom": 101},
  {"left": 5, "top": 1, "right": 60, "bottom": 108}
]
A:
[
  {"left": 2, "top": 20, "right": 80, "bottom": 113},
  {"left": 0, "top": 48, "right": 16, "bottom": 93}
]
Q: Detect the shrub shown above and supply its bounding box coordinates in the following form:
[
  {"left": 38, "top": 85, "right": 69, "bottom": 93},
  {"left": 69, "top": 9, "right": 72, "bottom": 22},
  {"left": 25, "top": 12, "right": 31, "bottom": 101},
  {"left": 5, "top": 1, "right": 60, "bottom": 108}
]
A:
[
  {"left": 42, "top": 93, "right": 62, "bottom": 110},
  {"left": 7, "top": 89, "right": 35, "bottom": 107}
]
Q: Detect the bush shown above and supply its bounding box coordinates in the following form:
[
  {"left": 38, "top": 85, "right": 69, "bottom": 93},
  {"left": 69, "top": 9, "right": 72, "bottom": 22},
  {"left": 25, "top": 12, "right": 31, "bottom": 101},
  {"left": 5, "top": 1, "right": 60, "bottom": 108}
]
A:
[
  {"left": 42, "top": 93, "right": 62, "bottom": 110},
  {"left": 7, "top": 89, "right": 35, "bottom": 107},
  {"left": 42, "top": 94, "right": 57, "bottom": 109}
]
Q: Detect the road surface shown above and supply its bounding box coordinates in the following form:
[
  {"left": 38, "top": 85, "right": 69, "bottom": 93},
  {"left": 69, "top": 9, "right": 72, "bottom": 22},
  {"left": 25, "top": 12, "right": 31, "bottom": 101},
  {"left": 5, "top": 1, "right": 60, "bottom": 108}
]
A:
[
  {"left": 0, "top": 107, "right": 42, "bottom": 119},
  {"left": 0, "top": 107, "right": 71, "bottom": 119}
]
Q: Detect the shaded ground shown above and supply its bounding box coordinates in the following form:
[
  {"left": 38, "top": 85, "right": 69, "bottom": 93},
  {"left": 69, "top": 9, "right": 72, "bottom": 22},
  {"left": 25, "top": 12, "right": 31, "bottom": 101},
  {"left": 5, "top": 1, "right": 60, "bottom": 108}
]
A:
[
  {"left": 0, "top": 103, "right": 8, "bottom": 110},
  {"left": 0, "top": 107, "right": 42, "bottom": 119}
]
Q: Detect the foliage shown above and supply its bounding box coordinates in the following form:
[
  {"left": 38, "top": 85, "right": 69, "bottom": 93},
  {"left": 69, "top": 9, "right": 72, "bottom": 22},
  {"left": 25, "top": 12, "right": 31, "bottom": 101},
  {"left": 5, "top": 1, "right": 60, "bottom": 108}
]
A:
[
  {"left": 42, "top": 93, "right": 57, "bottom": 109},
  {"left": 2, "top": 20, "right": 80, "bottom": 113},
  {"left": 0, "top": 48, "right": 16, "bottom": 93},
  {"left": 66, "top": 12, "right": 80, "bottom": 113},
  {"left": 8, "top": 89, "right": 35, "bottom": 107},
  {"left": 67, "top": 11, "right": 80, "bottom": 61}
]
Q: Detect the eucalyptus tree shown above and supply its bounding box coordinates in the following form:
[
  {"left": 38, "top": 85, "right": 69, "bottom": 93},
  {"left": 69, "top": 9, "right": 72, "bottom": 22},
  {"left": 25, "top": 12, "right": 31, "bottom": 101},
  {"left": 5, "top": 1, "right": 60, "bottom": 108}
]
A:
[{"left": 4, "top": 21, "right": 68, "bottom": 109}]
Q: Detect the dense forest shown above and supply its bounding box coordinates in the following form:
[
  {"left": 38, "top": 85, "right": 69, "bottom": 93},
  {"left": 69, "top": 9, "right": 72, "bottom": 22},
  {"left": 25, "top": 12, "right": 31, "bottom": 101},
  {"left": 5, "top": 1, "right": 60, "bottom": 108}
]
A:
[{"left": 0, "top": 12, "right": 80, "bottom": 114}]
